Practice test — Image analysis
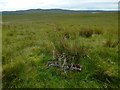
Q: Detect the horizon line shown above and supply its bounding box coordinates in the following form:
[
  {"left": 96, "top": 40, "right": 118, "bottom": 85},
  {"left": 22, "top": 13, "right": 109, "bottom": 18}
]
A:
[{"left": 0, "top": 8, "right": 119, "bottom": 12}]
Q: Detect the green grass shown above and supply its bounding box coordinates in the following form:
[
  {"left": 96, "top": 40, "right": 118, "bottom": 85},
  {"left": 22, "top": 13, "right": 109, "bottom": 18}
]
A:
[{"left": 2, "top": 12, "right": 119, "bottom": 88}]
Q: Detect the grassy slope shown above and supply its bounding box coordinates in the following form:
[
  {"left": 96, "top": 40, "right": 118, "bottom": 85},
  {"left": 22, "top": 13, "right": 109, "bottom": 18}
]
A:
[{"left": 2, "top": 12, "right": 119, "bottom": 88}]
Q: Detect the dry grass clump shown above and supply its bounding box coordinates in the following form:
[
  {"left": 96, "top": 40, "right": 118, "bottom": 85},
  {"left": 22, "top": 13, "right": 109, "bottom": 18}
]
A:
[
  {"left": 94, "top": 29, "right": 103, "bottom": 35},
  {"left": 79, "top": 28, "right": 94, "bottom": 38}
]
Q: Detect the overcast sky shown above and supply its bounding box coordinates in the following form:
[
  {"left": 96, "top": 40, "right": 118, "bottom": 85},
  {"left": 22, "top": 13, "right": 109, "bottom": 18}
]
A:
[{"left": 0, "top": 0, "right": 119, "bottom": 11}]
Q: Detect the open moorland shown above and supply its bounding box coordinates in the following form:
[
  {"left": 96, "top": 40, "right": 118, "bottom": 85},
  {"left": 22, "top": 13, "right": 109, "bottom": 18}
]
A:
[{"left": 2, "top": 10, "right": 119, "bottom": 88}]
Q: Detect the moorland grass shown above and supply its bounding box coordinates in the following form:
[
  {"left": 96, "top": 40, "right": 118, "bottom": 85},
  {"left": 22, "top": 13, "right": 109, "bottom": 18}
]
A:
[{"left": 2, "top": 12, "right": 119, "bottom": 88}]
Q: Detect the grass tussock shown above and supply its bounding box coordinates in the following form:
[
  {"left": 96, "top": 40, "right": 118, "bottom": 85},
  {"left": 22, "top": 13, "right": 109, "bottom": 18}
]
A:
[
  {"left": 79, "top": 27, "right": 103, "bottom": 38},
  {"left": 79, "top": 28, "right": 94, "bottom": 38},
  {"left": 93, "top": 66, "right": 119, "bottom": 88},
  {"left": 2, "top": 60, "right": 25, "bottom": 88},
  {"left": 50, "top": 31, "right": 88, "bottom": 65},
  {"left": 93, "top": 28, "right": 103, "bottom": 35}
]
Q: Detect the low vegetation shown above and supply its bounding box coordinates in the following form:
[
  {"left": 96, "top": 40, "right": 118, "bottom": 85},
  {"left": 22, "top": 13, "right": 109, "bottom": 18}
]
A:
[{"left": 2, "top": 12, "right": 119, "bottom": 88}]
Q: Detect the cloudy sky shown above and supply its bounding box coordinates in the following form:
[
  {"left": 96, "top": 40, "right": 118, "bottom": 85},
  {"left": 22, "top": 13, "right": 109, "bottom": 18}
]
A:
[{"left": 0, "top": 0, "right": 119, "bottom": 11}]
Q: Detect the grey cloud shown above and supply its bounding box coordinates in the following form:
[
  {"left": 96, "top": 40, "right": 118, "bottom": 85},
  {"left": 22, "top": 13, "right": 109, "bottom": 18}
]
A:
[{"left": 0, "top": 0, "right": 119, "bottom": 11}]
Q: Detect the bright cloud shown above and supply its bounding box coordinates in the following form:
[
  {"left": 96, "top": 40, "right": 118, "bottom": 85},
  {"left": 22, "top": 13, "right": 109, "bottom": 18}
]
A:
[{"left": 0, "top": 0, "right": 119, "bottom": 11}]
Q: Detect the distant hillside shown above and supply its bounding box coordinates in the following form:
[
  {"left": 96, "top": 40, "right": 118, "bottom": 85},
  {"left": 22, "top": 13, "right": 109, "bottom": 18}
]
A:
[{"left": 2, "top": 9, "right": 118, "bottom": 15}]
